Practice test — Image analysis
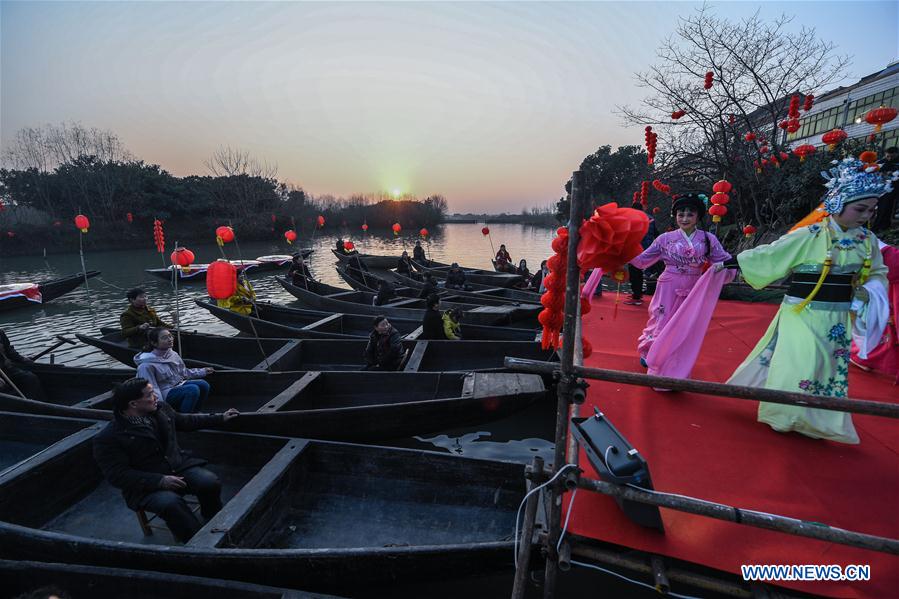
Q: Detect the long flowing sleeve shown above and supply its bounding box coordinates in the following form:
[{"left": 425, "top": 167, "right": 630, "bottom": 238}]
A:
[
  {"left": 851, "top": 238, "right": 890, "bottom": 359},
  {"left": 737, "top": 226, "right": 822, "bottom": 290},
  {"left": 630, "top": 236, "right": 663, "bottom": 270},
  {"left": 706, "top": 232, "right": 731, "bottom": 264}
]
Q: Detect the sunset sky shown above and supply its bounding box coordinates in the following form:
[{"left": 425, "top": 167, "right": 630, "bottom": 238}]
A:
[{"left": 2, "top": 1, "right": 897, "bottom": 213}]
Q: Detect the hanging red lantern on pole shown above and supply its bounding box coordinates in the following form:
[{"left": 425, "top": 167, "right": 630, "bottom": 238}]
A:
[
  {"left": 788, "top": 94, "right": 801, "bottom": 119},
  {"left": 640, "top": 181, "right": 650, "bottom": 205},
  {"left": 821, "top": 128, "right": 848, "bottom": 150},
  {"left": 419, "top": 228, "right": 429, "bottom": 238},
  {"left": 793, "top": 144, "right": 816, "bottom": 162},
  {"left": 864, "top": 106, "right": 898, "bottom": 133},
  {"left": 316, "top": 215, "right": 326, "bottom": 228},
  {"left": 284, "top": 229, "right": 297, "bottom": 244},
  {"left": 206, "top": 260, "right": 237, "bottom": 300},
  {"left": 362, "top": 223, "right": 369, "bottom": 232},
  {"left": 170, "top": 247, "right": 195, "bottom": 268},
  {"left": 481, "top": 226, "right": 490, "bottom": 236},
  {"left": 344, "top": 240, "right": 355, "bottom": 252},
  {"left": 126, "top": 212, "right": 133, "bottom": 223},
  {"left": 671, "top": 110, "right": 686, "bottom": 120},
  {"left": 74, "top": 214, "right": 90, "bottom": 233},
  {"left": 392, "top": 223, "right": 402, "bottom": 235},
  {"left": 644, "top": 127, "right": 657, "bottom": 165},
  {"left": 703, "top": 71, "right": 714, "bottom": 90},
  {"left": 803, "top": 94, "right": 814, "bottom": 112},
  {"left": 744, "top": 132, "right": 756, "bottom": 142},
  {"left": 743, "top": 225, "right": 757, "bottom": 238},
  {"left": 786, "top": 119, "right": 801, "bottom": 134},
  {"left": 215, "top": 226, "right": 234, "bottom": 246},
  {"left": 153, "top": 219, "right": 165, "bottom": 253},
  {"left": 708, "top": 180, "right": 731, "bottom": 223}
]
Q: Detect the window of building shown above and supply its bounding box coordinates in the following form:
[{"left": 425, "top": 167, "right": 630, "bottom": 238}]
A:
[{"left": 798, "top": 106, "right": 842, "bottom": 138}]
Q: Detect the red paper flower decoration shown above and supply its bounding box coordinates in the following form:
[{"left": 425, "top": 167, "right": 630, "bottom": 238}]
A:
[{"left": 577, "top": 203, "right": 649, "bottom": 273}]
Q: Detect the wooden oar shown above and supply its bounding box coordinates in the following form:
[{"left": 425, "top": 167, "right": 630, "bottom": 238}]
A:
[
  {"left": 0, "top": 365, "right": 27, "bottom": 399},
  {"left": 28, "top": 335, "right": 76, "bottom": 361}
]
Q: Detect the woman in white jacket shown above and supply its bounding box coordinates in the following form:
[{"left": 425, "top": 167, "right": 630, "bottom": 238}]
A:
[{"left": 134, "top": 328, "right": 213, "bottom": 413}]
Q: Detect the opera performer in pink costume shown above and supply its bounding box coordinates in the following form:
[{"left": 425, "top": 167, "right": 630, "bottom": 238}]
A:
[
  {"left": 850, "top": 241, "right": 899, "bottom": 382},
  {"left": 629, "top": 193, "right": 731, "bottom": 366}
]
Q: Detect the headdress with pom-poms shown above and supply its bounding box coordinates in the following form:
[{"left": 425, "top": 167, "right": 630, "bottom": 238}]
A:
[{"left": 821, "top": 157, "right": 897, "bottom": 215}]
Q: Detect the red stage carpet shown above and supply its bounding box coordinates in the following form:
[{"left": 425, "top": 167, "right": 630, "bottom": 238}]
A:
[{"left": 566, "top": 295, "right": 898, "bottom": 597}]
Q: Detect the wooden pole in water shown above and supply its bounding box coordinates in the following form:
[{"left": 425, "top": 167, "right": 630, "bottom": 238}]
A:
[
  {"left": 172, "top": 241, "right": 183, "bottom": 360},
  {"left": 0, "top": 366, "right": 27, "bottom": 399},
  {"left": 542, "top": 170, "right": 587, "bottom": 598},
  {"left": 502, "top": 358, "right": 899, "bottom": 418},
  {"left": 510, "top": 456, "right": 543, "bottom": 599}
]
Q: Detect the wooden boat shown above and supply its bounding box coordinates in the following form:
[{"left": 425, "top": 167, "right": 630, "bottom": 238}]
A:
[
  {"left": 146, "top": 250, "right": 313, "bottom": 282},
  {"left": 0, "top": 411, "right": 529, "bottom": 592},
  {"left": 278, "top": 276, "right": 536, "bottom": 326},
  {"left": 331, "top": 249, "right": 398, "bottom": 269},
  {"left": 197, "top": 300, "right": 540, "bottom": 342},
  {"left": 0, "top": 271, "right": 100, "bottom": 313},
  {"left": 339, "top": 263, "right": 541, "bottom": 304},
  {"left": 333, "top": 251, "right": 523, "bottom": 288},
  {"left": 77, "top": 328, "right": 557, "bottom": 373},
  {"left": 0, "top": 559, "right": 331, "bottom": 598},
  {"left": 0, "top": 363, "right": 546, "bottom": 442}
]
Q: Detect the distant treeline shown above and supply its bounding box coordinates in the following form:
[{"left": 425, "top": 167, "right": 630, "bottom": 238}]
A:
[
  {"left": 448, "top": 205, "right": 558, "bottom": 226},
  {"left": 0, "top": 124, "right": 447, "bottom": 255}
]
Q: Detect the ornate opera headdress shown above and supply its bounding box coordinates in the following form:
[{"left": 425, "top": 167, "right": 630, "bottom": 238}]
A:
[{"left": 821, "top": 157, "right": 897, "bottom": 215}]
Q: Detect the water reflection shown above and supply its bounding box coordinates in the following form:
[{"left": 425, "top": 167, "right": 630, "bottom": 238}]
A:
[{"left": 1, "top": 223, "right": 558, "bottom": 461}]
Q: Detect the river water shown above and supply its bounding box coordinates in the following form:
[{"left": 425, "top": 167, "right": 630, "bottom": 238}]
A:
[{"left": 0, "top": 223, "right": 560, "bottom": 462}]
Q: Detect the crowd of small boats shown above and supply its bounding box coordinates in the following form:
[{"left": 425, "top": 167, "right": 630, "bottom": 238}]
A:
[{"left": 0, "top": 250, "right": 557, "bottom": 595}]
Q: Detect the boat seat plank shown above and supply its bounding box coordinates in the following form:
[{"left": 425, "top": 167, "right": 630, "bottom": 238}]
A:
[
  {"left": 300, "top": 313, "right": 343, "bottom": 331},
  {"left": 470, "top": 372, "right": 542, "bottom": 398},
  {"left": 404, "top": 326, "right": 424, "bottom": 341},
  {"left": 252, "top": 340, "right": 301, "bottom": 371},
  {"left": 403, "top": 341, "right": 429, "bottom": 373},
  {"left": 72, "top": 390, "right": 113, "bottom": 410},
  {"left": 256, "top": 372, "right": 321, "bottom": 413},
  {"left": 187, "top": 439, "right": 309, "bottom": 549},
  {"left": 383, "top": 298, "right": 421, "bottom": 308}
]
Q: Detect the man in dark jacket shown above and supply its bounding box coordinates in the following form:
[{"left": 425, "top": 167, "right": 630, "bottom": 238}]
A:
[
  {"left": 874, "top": 146, "right": 899, "bottom": 232},
  {"left": 0, "top": 328, "right": 46, "bottom": 400},
  {"left": 120, "top": 288, "right": 173, "bottom": 348},
  {"left": 417, "top": 273, "right": 438, "bottom": 299},
  {"left": 92, "top": 377, "right": 239, "bottom": 543},
  {"left": 363, "top": 316, "right": 404, "bottom": 370},
  {"left": 420, "top": 294, "right": 445, "bottom": 339},
  {"left": 445, "top": 263, "right": 467, "bottom": 290}
]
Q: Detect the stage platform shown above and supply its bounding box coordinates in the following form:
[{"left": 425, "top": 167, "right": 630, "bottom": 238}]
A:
[{"left": 564, "top": 295, "right": 898, "bottom": 597}]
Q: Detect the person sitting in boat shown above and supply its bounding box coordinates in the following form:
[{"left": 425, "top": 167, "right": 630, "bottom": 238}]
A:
[
  {"left": 396, "top": 251, "right": 414, "bottom": 276},
  {"left": 135, "top": 328, "right": 213, "bottom": 413},
  {"left": 288, "top": 254, "right": 313, "bottom": 286},
  {"left": 413, "top": 241, "right": 427, "bottom": 263},
  {"left": 445, "top": 263, "right": 468, "bottom": 290},
  {"left": 495, "top": 244, "right": 513, "bottom": 272},
  {"left": 420, "top": 294, "right": 445, "bottom": 339},
  {"left": 372, "top": 279, "right": 396, "bottom": 306},
  {"left": 363, "top": 316, "right": 405, "bottom": 370},
  {"left": 121, "top": 288, "right": 174, "bottom": 348},
  {"left": 216, "top": 275, "right": 256, "bottom": 316},
  {"left": 516, "top": 259, "right": 530, "bottom": 279},
  {"left": 417, "top": 273, "right": 438, "bottom": 299},
  {"left": 442, "top": 307, "right": 463, "bottom": 340},
  {"left": 93, "top": 377, "right": 239, "bottom": 544},
  {"left": 336, "top": 238, "right": 347, "bottom": 255},
  {"left": 531, "top": 260, "right": 548, "bottom": 292},
  {"left": 0, "top": 328, "right": 47, "bottom": 401}
]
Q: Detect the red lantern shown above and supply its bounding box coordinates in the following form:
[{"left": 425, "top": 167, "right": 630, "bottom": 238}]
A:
[
  {"left": 652, "top": 207, "right": 660, "bottom": 214},
  {"left": 759, "top": 145, "right": 769, "bottom": 154},
  {"left": 779, "top": 151, "right": 790, "bottom": 161},
  {"left": 640, "top": 181, "right": 650, "bottom": 205},
  {"left": 392, "top": 223, "right": 402, "bottom": 235},
  {"left": 126, "top": 212, "right": 133, "bottom": 223},
  {"left": 821, "top": 128, "right": 847, "bottom": 150},
  {"left": 728, "top": 114, "right": 736, "bottom": 125},
  {"left": 644, "top": 127, "right": 657, "bottom": 165},
  {"left": 170, "top": 247, "right": 195, "bottom": 267},
  {"left": 344, "top": 240, "right": 355, "bottom": 251},
  {"left": 671, "top": 110, "right": 686, "bottom": 120},
  {"left": 419, "top": 228, "right": 429, "bottom": 238},
  {"left": 864, "top": 106, "right": 897, "bottom": 133},
  {"left": 778, "top": 120, "right": 789, "bottom": 130},
  {"left": 788, "top": 94, "right": 801, "bottom": 119},
  {"left": 74, "top": 214, "right": 90, "bottom": 233},
  {"left": 786, "top": 119, "right": 800, "bottom": 134},
  {"left": 744, "top": 132, "right": 756, "bottom": 142},
  {"left": 710, "top": 192, "right": 730, "bottom": 205},
  {"left": 743, "top": 225, "right": 757, "bottom": 238},
  {"left": 803, "top": 94, "right": 814, "bottom": 112},
  {"left": 577, "top": 203, "right": 649, "bottom": 272},
  {"left": 362, "top": 223, "right": 369, "bottom": 232},
  {"left": 793, "top": 144, "right": 816, "bottom": 162},
  {"left": 712, "top": 180, "right": 732, "bottom": 193},
  {"left": 481, "top": 226, "right": 490, "bottom": 236},
  {"left": 316, "top": 215, "right": 325, "bottom": 227},
  {"left": 216, "top": 226, "right": 235, "bottom": 245},
  {"left": 153, "top": 219, "right": 165, "bottom": 253},
  {"left": 206, "top": 260, "right": 238, "bottom": 300},
  {"left": 703, "top": 71, "right": 714, "bottom": 90},
  {"left": 284, "top": 229, "right": 297, "bottom": 244},
  {"left": 708, "top": 204, "right": 728, "bottom": 222}
]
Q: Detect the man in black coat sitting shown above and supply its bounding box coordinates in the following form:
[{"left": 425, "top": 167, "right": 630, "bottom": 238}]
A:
[
  {"left": 363, "top": 316, "right": 405, "bottom": 370},
  {"left": 92, "top": 377, "right": 239, "bottom": 543}
]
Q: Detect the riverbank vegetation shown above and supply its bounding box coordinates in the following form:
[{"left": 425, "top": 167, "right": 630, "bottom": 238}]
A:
[{"left": 0, "top": 125, "right": 447, "bottom": 255}]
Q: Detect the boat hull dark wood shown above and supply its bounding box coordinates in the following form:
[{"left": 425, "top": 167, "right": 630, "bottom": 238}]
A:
[
  {"left": 78, "top": 329, "right": 557, "bottom": 374},
  {"left": 331, "top": 249, "right": 398, "bottom": 269},
  {"left": 0, "top": 271, "right": 100, "bottom": 313},
  {"left": 146, "top": 250, "right": 312, "bottom": 282},
  {"left": 0, "top": 560, "right": 328, "bottom": 599},
  {"left": 0, "top": 363, "right": 546, "bottom": 442},
  {"left": 278, "top": 276, "right": 534, "bottom": 326},
  {"left": 197, "top": 299, "right": 540, "bottom": 341},
  {"left": 0, "top": 412, "right": 529, "bottom": 593},
  {"left": 411, "top": 258, "right": 523, "bottom": 288}
]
